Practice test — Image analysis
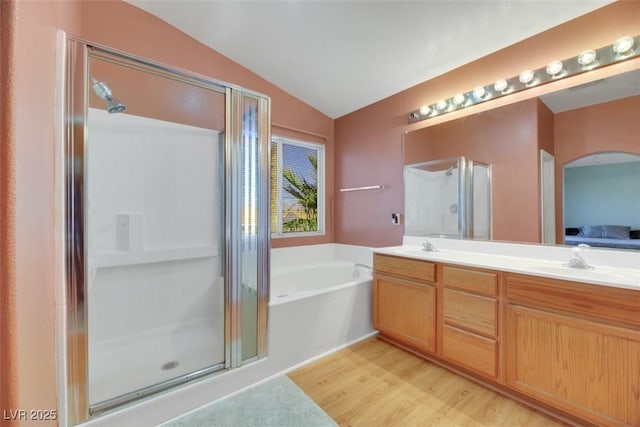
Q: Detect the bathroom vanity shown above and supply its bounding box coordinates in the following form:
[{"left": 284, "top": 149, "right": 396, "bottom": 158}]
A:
[{"left": 373, "top": 244, "right": 640, "bottom": 427}]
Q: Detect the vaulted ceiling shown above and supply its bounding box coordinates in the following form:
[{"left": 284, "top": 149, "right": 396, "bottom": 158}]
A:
[{"left": 127, "top": 0, "right": 615, "bottom": 118}]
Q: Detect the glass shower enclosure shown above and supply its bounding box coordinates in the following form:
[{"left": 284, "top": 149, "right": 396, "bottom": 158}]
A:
[
  {"left": 404, "top": 157, "right": 492, "bottom": 239},
  {"left": 63, "top": 37, "right": 270, "bottom": 424}
]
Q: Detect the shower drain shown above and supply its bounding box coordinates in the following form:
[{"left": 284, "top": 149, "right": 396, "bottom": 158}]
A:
[{"left": 161, "top": 360, "right": 180, "bottom": 371}]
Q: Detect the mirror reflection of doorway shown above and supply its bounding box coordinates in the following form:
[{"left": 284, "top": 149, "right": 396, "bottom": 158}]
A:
[{"left": 563, "top": 151, "right": 640, "bottom": 250}]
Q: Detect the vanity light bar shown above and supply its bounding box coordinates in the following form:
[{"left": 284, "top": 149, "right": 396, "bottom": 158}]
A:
[{"left": 408, "top": 35, "right": 640, "bottom": 123}]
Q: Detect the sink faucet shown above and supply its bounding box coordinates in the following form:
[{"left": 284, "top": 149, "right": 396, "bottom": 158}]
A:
[
  {"left": 564, "top": 246, "right": 594, "bottom": 269},
  {"left": 422, "top": 240, "right": 438, "bottom": 252}
]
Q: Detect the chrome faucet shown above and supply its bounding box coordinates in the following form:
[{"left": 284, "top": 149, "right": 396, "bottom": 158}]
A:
[
  {"left": 564, "top": 245, "right": 594, "bottom": 269},
  {"left": 354, "top": 263, "right": 372, "bottom": 271},
  {"left": 422, "top": 240, "right": 438, "bottom": 252},
  {"left": 353, "top": 263, "right": 373, "bottom": 279}
]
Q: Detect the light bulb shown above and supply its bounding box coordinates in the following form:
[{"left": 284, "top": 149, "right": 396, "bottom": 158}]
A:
[
  {"left": 453, "top": 94, "right": 466, "bottom": 106},
  {"left": 578, "top": 49, "right": 597, "bottom": 66},
  {"left": 435, "top": 100, "right": 448, "bottom": 111},
  {"left": 419, "top": 105, "right": 431, "bottom": 116},
  {"left": 493, "top": 79, "right": 509, "bottom": 93},
  {"left": 519, "top": 70, "right": 535, "bottom": 85},
  {"left": 613, "top": 36, "right": 635, "bottom": 55},
  {"left": 473, "top": 86, "right": 487, "bottom": 99},
  {"left": 546, "top": 60, "right": 564, "bottom": 77}
]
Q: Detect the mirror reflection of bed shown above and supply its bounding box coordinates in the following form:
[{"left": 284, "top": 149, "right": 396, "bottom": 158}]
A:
[{"left": 563, "top": 152, "right": 640, "bottom": 250}]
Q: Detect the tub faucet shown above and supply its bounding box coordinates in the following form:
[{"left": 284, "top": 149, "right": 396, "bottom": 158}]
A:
[
  {"left": 353, "top": 263, "right": 373, "bottom": 279},
  {"left": 422, "top": 240, "right": 438, "bottom": 252},
  {"left": 564, "top": 245, "right": 594, "bottom": 269}
]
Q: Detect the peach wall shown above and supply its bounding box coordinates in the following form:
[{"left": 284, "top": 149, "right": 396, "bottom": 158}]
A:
[
  {"left": 554, "top": 94, "right": 640, "bottom": 241},
  {"left": 335, "top": 0, "right": 640, "bottom": 247},
  {"left": 2, "top": 1, "right": 83, "bottom": 426},
  {"left": 404, "top": 99, "right": 543, "bottom": 243},
  {"left": 1, "top": 0, "right": 18, "bottom": 419}
]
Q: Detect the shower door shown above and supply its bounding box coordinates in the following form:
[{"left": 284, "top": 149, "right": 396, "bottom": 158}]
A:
[
  {"left": 85, "top": 53, "right": 227, "bottom": 411},
  {"left": 63, "top": 38, "right": 270, "bottom": 424}
]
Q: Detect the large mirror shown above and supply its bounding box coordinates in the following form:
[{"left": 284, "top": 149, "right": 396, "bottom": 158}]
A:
[{"left": 404, "top": 68, "right": 640, "bottom": 250}]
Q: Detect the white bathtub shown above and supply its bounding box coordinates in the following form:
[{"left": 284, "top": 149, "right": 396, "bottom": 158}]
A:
[
  {"left": 268, "top": 244, "right": 376, "bottom": 371},
  {"left": 270, "top": 261, "right": 372, "bottom": 303}
]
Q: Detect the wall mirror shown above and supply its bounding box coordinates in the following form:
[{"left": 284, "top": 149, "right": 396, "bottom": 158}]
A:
[{"left": 403, "top": 68, "right": 640, "bottom": 250}]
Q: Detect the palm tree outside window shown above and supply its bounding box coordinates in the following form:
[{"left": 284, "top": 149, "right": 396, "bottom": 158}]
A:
[{"left": 271, "top": 137, "right": 325, "bottom": 236}]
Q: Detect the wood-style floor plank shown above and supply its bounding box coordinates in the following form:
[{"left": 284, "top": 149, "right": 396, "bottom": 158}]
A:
[{"left": 288, "top": 337, "right": 564, "bottom": 427}]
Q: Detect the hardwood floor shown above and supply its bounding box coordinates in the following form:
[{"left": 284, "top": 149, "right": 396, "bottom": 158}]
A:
[{"left": 288, "top": 337, "right": 564, "bottom": 427}]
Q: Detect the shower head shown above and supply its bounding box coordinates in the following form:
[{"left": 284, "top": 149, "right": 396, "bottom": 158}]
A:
[
  {"left": 106, "top": 99, "right": 126, "bottom": 114},
  {"left": 445, "top": 166, "right": 454, "bottom": 176},
  {"left": 91, "top": 76, "right": 126, "bottom": 114}
]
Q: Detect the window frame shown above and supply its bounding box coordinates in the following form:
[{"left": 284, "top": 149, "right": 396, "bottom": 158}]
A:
[{"left": 271, "top": 136, "right": 325, "bottom": 238}]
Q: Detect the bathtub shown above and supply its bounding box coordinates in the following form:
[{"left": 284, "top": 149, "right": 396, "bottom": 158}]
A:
[
  {"left": 270, "top": 261, "right": 372, "bottom": 303},
  {"left": 267, "top": 244, "right": 376, "bottom": 371}
]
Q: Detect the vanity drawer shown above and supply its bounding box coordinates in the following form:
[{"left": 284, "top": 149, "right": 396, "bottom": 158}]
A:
[
  {"left": 374, "top": 254, "right": 435, "bottom": 283},
  {"left": 442, "top": 266, "right": 498, "bottom": 297},
  {"left": 443, "top": 289, "right": 497, "bottom": 337},
  {"left": 506, "top": 274, "right": 640, "bottom": 328},
  {"left": 442, "top": 325, "right": 498, "bottom": 378}
]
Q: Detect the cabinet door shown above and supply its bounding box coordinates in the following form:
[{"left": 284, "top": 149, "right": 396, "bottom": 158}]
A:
[
  {"left": 374, "top": 274, "right": 436, "bottom": 353},
  {"left": 506, "top": 305, "right": 640, "bottom": 427}
]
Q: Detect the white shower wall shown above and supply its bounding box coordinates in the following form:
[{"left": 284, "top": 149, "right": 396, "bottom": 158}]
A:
[
  {"left": 405, "top": 167, "right": 459, "bottom": 237},
  {"left": 86, "top": 109, "right": 225, "bottom": 404}
]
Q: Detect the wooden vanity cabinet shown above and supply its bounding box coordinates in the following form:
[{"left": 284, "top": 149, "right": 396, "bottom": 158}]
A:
[
  {"left": 505, "top": 274, "right": 640, "bottom": 427},
  {"left": 440, "top": 266, "right": 500, "bottom": 379},
  {"left": 373, "top": 253, "right": 640, "bottom": 426},
  {"left": 373, "top": 254, "right": 436, "bottom": 353}
]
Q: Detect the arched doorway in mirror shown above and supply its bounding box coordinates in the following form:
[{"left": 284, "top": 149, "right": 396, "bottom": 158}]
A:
[{"left": 563, "top": 151, "right": 640, "bottom": 250}]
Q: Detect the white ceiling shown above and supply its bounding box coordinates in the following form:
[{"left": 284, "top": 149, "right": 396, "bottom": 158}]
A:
[{"left": 126, "top": 0, "right": 615, "bottom": 118}]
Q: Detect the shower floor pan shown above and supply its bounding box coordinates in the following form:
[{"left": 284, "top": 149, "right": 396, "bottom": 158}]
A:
[{"left": 88, "top": 316, "right": 225, "bottom": 406}]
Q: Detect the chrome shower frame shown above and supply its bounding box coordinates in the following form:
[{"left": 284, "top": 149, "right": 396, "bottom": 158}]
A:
[{"left": 61, "top": 35, "right": 270, "bottom": 425}]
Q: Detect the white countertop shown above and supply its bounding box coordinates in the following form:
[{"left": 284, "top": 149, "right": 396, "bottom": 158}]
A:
[{"left": 374, "top": 245, "right": 640, "bottom": 291}]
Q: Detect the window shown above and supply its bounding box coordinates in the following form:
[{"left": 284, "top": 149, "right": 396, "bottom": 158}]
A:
[{"left": 271, "top": 137, "right": 325, "bottom": 236}]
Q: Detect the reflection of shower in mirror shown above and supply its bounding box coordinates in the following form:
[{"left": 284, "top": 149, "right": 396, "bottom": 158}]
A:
[
  {"left": 404, "top": 156, "right": 491, "bottom": 239},
  {"left": 91, "top": 76, "right": 127, "bottom": 113}
]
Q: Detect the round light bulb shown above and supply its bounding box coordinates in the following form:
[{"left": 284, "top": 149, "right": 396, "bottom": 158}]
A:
[
  {"left": 493, "top": 79, "right": 509, "bottom": 92},
  {"left": 419, "top": 105, "right": 431, "bottom": 116},
  {"left": 546, "top": 60, "right": 564, "bottom": 76},
  {"left": 613, "top": 36, "right": 635, "bottom": 55},
  {"left": 519, "top": 70, "right": 535, "bottom": 85},
  {"left": 473, "top": 86, "right": 487, "bottom": 99},
  {"left": 453, "top": 94, "right": 466, "bottom": 106},
  {"left": 435, "top": 100, "right": 448, "bottom": 111},
  {"left": 578, "top": 49, "right": 597, "bottom": 66}
]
